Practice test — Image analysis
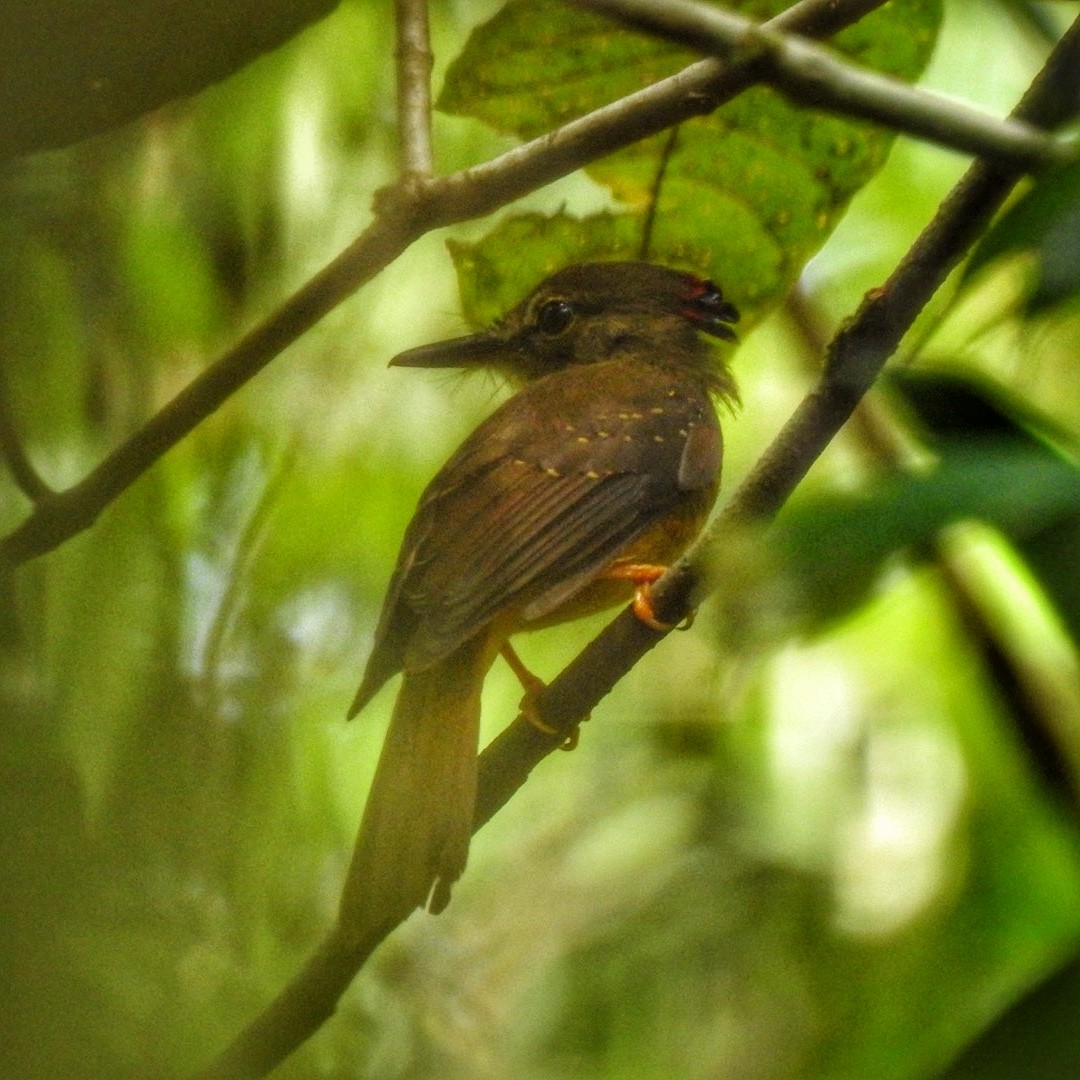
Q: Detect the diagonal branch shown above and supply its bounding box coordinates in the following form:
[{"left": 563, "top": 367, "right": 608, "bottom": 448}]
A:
[
  {"left": 1, "top": 0, "right": 909, "bottom": 570},
  {"left": 579, "top": 0, "right": 1070, "bottom": 167}
]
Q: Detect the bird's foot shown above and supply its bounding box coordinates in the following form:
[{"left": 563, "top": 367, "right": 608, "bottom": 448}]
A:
[
  {"left": 501, "top": 642, "right": 579, "bottom": 750},
  {"left": 519, "top": 696, "right": 580, "bottom": 751},
  {"left": 605, "top": 563, "right": 695, "bottom": 632}
]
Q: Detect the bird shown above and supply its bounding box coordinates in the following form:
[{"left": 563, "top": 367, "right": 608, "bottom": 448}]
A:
[{"left": 341, "top": 261, "right": 739, "bottom": 934}]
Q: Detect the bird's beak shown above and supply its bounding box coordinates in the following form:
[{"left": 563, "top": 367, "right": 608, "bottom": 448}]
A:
[{"left": 389, "top": 331, "right": 503, "bottom": 369}]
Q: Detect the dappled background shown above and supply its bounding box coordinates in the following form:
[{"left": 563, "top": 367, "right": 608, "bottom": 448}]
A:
[{"left": 3, "top": 1, "right": 1080, "bottom": 1077}]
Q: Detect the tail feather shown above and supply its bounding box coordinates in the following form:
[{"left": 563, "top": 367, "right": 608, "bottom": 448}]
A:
[{"left": 339, "top": 631, "right": 499, "bottom": 937}]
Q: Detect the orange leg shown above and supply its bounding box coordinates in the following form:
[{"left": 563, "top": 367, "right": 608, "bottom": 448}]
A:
[
  {"left": 603, "top": 563, "right": 695, "bottom": 632},
  {"left": 501, "top": 642, "right": 579, "bottom": 750}
]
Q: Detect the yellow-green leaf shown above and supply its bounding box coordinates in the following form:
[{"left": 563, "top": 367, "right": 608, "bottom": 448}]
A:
[{"left": 441, "top": 0, "right": 942, "bottom": 323}]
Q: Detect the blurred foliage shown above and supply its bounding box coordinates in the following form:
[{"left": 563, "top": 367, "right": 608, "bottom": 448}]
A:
[
  {"left": 0, "top": 0, "right": 340, "bottom": 158},
  {"left": 966, "top": 156, "right": 1080, "bottom": 315},
  {"left": 939, "top": 950, "right": 1080, "bottom": 1079},
  {"left": 3, "top": 1, "right": 1080, "bottom": 1079},
  {"left": 771, "top": 367, "right": 1080, "bottom": 633}
]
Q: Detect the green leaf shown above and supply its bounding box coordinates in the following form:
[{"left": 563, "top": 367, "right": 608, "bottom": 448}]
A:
[
  {"left": 965, "top": 157, "right": 1080, "bottom": 314},
  {"left": 440, "top": 0, "right": 942, "bottom": 324}
]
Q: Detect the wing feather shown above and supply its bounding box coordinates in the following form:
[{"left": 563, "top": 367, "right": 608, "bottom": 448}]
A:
[{"left": 362, "top": 359, "right": 722, "bottom": 682}]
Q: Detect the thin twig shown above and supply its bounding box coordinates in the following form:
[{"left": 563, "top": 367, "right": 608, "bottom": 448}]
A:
[
  {"left": 1, "top": 0, "right": 898, "bottom": 570},
  {"left": 782, "top": 286, "right": 909, "bottom": 468},
  {"left": 0, "top": 362, "right": 52, "bottom": 501},
  {"left": 395, "top": 0, "right": 434, "bottom": 176},
  {"left": 580, "top": 0, "right": 1070, "bottom": 167},
  {"left": 638, "top": 126, "right": 679, "bottom": 260}
]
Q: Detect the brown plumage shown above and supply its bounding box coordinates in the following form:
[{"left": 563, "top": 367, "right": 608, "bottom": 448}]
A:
[{"left": 341, "top": 262, "right": 739, "bottom": 930}]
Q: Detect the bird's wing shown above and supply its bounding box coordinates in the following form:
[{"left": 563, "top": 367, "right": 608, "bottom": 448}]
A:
[{"left": 389, "top": 360, "right": 720, "bottom": 670}]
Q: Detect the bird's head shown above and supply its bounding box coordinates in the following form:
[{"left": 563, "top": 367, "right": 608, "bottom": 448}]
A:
[{"left": 391, "top": 261, "right": 739, "bottom": 396}]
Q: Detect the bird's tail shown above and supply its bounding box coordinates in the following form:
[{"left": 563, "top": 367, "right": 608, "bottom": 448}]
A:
[{"left": 338, "top": 631, "right": 499, "bottom": 940}]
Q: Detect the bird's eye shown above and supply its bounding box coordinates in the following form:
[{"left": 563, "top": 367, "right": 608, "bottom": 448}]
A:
[{"left": 536, "top": 298, "right": 573, "bottom": 335}]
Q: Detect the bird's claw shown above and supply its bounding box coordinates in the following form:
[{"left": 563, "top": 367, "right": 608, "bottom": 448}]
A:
[
  {"left": 606, "top": 563, "right": 694, "bottom": 632},
  {"left": 503, "top": 642, "right": 579, "bottom": 749},
  {"left": 519, "top": 693, "right": 579, "bottom": 750},
  {"left": 632, "top": 584, "right": 695, "bottom": 632}
]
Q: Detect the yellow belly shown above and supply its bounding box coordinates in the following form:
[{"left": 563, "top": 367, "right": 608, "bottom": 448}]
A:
[{"left": 522, "top": 482, "right": 716, "bottom": 629}]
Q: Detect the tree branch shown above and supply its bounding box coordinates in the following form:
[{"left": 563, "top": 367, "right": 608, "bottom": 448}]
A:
[
  {"left": 580, "top": 0, "right": 1070, "bottom": 167},
  {"left": 395, "top": 0, "right": 434, "bottom": 176},
  {"left": 1, "top": 0, "right": 898, "bottom": 570},
  {"left": 193, "top": 11, "right": 1080, "bottom": 1079}
]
